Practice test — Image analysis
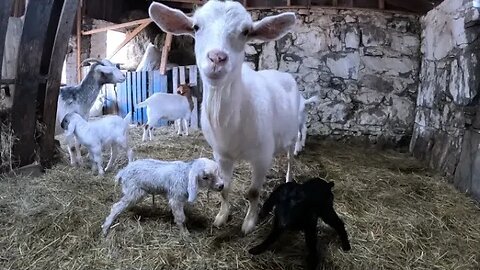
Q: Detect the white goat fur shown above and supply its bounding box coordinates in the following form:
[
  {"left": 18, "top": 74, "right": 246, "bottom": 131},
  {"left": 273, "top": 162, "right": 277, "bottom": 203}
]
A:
[
  {"left": 294, "top": 95, "right": 319, "bottom": 156},
  {"left": 101, "top": 158, "right": 224, "bottom": 236},
  {"left": 61, "top": 112, "right": 133, "bottom": 176},
  {"left": 55, "top": 59, "right": 125, "bottom": 167},
  {"left": 137, "top": 92, "right": 192, "bottom": 140},
  {"left": 149, "top": 0, "right": 301, "bottom": 234},
  {"left": 89, "top": 93, "right": 106, "bottom": 117}
]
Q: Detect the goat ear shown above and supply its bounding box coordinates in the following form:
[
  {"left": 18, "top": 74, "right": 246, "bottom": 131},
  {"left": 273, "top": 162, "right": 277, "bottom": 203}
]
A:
[
  {"left": 187, "top": 168, "right": 199, "bottom": 203},
  {"left": 149, "top": 2, "right": 194, "bottom": 36},
  {"left": 249, "top": 12, "right": 296, "bottom": 42}
]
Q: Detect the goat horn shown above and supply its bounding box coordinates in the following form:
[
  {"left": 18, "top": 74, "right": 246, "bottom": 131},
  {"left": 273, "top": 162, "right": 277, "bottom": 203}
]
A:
[{"left": 81, "top": 58, "right": 103, "bottom": 66}]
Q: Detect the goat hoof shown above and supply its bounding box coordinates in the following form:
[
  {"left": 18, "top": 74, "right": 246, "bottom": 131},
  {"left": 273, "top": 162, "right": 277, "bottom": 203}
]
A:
[
  {"left": 342, "top": 242, "right": 351, "bottom": 251},
  {"left": 241, "top": 218, "right": 257, "bottom": 235},
  {"left": 248, "top": 246, "right": 264, "bottom": 255},
  {"left": 213, "top": 213, "right": 228, "bottom": 227}
]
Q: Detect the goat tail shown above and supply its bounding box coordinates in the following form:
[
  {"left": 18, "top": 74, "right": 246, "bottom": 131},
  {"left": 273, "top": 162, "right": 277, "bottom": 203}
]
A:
[
  {"left": 304, "top": 95, "right": 320, "bottom": 105},
  {"left": 136, "top": 100, "right": 148, "bottom": 109},
  {"left": 124, "top": 112, "right": 132, "bottom": 124}
]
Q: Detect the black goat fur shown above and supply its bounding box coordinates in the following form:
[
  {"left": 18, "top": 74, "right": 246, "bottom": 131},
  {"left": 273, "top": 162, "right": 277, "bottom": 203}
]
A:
[{"left": 249, "top": 177, "right": 351, "bottom": 270}]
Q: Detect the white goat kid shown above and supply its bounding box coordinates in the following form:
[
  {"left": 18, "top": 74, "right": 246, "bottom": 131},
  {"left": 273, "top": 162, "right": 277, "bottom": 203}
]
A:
[
  {"left": 149, "top": 0, "right": 300, "bottom": 234},
  {"left": 56, "top": 58, "right": 125, "bottom": 167},
  {"left": 137, "top": 92, "right": 192, "bottom": 141},
  {"left": 101, "top": 158, "right": 224, "bottom": 236},
  {"left": 60, "top": 112, "right": 134, "bottom": 176},
  {"left": 294, "top": 95, "right": 319, "bottom": 156}
]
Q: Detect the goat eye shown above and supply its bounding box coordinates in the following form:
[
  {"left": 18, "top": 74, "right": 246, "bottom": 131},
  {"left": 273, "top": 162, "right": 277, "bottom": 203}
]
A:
[
  {"left": 193, "top": 24, "right": 200, "bottom": 32},
  {"left": 241, "top": 28, "right": 250, "bottom": 36}
]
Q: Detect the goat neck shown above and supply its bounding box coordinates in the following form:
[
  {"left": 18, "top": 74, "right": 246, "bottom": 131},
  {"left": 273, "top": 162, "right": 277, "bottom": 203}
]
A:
[
  {"left": 201, "top": 67, "right": 243, "bottom": 129},
  {"left": 79, "top": 64, "right": 104, "bottom": 108}
]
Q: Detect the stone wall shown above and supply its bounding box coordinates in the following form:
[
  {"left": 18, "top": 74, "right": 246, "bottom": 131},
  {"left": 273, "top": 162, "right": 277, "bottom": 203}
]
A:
[
  {"left": 245, "top": 8, "right": 421, "bottom": 144},
  {"left": 409, "top": 0, "right": 480, "bottom": 200}
]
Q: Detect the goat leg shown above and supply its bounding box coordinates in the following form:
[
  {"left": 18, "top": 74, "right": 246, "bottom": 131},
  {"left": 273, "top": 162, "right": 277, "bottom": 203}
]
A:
[
  {"left": 321, "top": 209, "right": 351, "bottom": 251},
  {"left": 304, "top": 223, "right": 319, "bottom": 270},
  {"left": 248, "top": 223, "right": 283, "bottom": 255}
]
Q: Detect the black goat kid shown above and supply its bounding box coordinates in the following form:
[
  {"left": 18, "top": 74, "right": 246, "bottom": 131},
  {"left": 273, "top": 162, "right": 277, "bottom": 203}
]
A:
[{"left": 248, "top": 177, "right": 351, "bottom": 269}]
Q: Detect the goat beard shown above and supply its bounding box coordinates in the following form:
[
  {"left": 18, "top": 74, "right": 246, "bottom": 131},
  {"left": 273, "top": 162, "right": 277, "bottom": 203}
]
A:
[{"left": 205, "top": 84, "right": 232, "bottom": 128}]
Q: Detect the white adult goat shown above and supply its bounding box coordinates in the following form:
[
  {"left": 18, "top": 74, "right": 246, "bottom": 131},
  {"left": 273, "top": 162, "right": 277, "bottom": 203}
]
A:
[
  {"left": 149, "top": 0, "right": 301, "bottom": 234},
  {"left": 137, "top": 91, "right": 192, "bottom": 140}
]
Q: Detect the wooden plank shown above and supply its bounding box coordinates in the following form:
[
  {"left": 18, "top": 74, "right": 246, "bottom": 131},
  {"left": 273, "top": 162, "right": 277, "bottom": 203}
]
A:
[
  {"left": 172, "top": 67, "right": 178, "bottom": 95},
  {"left": 242, "top": 0, "right": 247, "bottom": 7},
  {"left": 159, "top": 33, "right": 173, "bottom": 75},
  {"left": 126, "top": 72, "right": 133, "bottom": 121},
  {"left": 287, "top": 0, "right": 291, "bottom": 6},
  {"left": 0, "top": 0, "right": 15, "bottom": 78},
  {"left": 332, "top": 0, "right": 338, "bottom": 6},
  {"left": 76, "top": 0, "right": 82, "bottom": 83},
  {"left": 117, "top": 80, "right": 127, "bottom": 117},
  {"left": 190, "top": 96, "right": 198, "bottom": 130},
  {"left": 179, "top": 66, "right": 186, "bottom": 85},
  {"left": 188, "top": 65, "right": 197, "bottom": 86},
  {"left": 378, "top": 0, "right": 385, "bottom": 9},
  {"left": 11, "top": 0, "right": 56, "bottom": 167},
  {"left": 81, "top": 18, "right": 152, "bottom": 35},
  {"left": 141, "top": 71, "right": 147, "bottom": 123},
  {"left": 108, "top": 21, "right": 151, "bottom": 59},
  {"left": 40, "top": 0, "right": 80, "bottom": 167}
]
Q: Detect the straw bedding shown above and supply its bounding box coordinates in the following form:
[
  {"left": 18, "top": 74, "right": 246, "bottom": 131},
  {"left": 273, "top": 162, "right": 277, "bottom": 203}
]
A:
[{"left": 0, "top": 125, "right": 479, "bottom": 270}]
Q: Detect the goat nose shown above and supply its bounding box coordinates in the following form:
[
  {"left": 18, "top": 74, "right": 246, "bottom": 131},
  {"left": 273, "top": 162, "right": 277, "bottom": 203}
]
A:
[
  {"left": 207, "top": 50, "right": 228, "bottom": 65},
  {"left": 218, "top": 184, "right": 224, "bottom": 190}
]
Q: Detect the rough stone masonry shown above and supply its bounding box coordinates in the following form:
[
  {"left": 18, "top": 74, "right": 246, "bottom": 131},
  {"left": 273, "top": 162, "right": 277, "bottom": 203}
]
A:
[
  {"left": 244, "top": 8, "right": 421, "bottom": 144},
  {"left": 410, "top": 0, "right": 480, "bottom": 200}
]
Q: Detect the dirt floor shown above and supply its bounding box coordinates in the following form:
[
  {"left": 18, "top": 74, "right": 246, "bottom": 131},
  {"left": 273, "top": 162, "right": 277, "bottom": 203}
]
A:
[{"left": 1, "top": 126, "right": 479, "bottom": 270}]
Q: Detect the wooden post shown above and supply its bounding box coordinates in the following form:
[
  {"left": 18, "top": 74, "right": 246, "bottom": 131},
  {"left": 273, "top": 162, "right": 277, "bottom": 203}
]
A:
[
  {"left": 159, "top": 32, "right": 173, "bottom": 75},
  {"left": 40, "top": 0, "right": 80, "bottom": 167},
  {"left": 332, "top": 0, "right": 338, "bottom": 6},
  {"left": 107, "top": 21, "right": 151, "bottom": 59},
  {"left": 76, "top": 0, "right": 82, "bottom": 83},
  {"left": 11, "top": 0, "right": 57, "bottom": 167},
  {"left": 378, "top": 0, "right": 385, "bottom": 9},
  {"left": 0, "top": 0, "right": 15, "bottom": 78}
]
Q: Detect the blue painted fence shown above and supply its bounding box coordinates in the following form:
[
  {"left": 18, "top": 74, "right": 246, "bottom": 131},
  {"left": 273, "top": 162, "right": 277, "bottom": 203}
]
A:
[{"left": 117, "top": 70, "right": 168, "bottom": 126}]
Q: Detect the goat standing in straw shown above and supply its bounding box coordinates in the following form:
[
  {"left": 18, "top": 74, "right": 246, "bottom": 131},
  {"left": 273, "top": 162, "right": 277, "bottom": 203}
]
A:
[{"left": 149, "top": 0, "right": 301, "bottom": 234}]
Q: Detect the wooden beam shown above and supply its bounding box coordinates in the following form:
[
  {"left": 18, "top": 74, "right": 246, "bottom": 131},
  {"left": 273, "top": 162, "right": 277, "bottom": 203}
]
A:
[
  {"left": 0, "top": 0, "right": 15, "bottom": 79},
  {"left": 76, "top": 0, "right": 82, "bottom": 83},
  {"left": 159, "top": 32, "right": 173, "bottom": 75},
  {"left": 11, "top": 0, "right": 57, "bottom": 167},
  {"left": 332, "top": 0, "right": 338, "bottom": 6},
  {"left": 107, "top": 21, "right": 151, "bottom": 59},
  {"left": 40, "top": 0, "right": 80, "bottom": 167},
  {"left": 379, "top": 0, "right": 385, "bottom": 9},
  {"left": 287, "top": 0, "right": 291, "bottom": 6},
  {"left": 242, "top": 0, "right": 247, "bottom": 7},
  {"left": 81, "top": 18, "right": 152, "bottom": 36}
]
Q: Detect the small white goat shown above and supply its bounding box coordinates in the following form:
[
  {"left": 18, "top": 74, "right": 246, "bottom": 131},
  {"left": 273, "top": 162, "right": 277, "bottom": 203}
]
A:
[
  {"left": 137, "top": 91, "right": 192, "bottom": 141},
  {"left": 294, "top": 95, "right": 319, "bottom": 156},
  {"left": 56, "top": 58, "right": 125, "bottom": 167},
  {"left": 149, "top": 0, "right": 301, "bottom": 234},
  {"left": 60, "top": 112, "right": 134, "bottom": 176},
  {"left": 101, "top": 158, "right": 224, "bottom": 236}
]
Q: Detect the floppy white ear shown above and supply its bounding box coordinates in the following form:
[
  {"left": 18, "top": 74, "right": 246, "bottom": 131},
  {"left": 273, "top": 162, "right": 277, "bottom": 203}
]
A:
[
  {"left": 64, "top": 123, "right": 75, "bottom": 137},
  {"left": 187, "top": 167, "right": 199, "bottom": 202}
]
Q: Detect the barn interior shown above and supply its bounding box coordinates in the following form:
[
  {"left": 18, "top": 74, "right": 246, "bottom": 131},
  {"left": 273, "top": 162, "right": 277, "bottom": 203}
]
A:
[{"left": 1, "top": 0, "right": 480, "bottom": 269}]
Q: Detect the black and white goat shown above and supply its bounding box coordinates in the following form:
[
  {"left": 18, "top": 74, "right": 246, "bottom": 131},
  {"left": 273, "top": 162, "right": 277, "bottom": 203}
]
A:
[
  {"left": 249, "top": 177, "right": 351, "bottom": 270},
  {"left": 55, "top": 58, "right": 125, "bottom": 167}
]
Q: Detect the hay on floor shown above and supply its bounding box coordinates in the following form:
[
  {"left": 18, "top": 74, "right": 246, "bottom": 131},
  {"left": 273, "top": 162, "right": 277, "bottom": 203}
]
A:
[{"left": 0, "top": 126, "right": 479, "bottom": 270}]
